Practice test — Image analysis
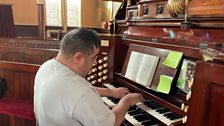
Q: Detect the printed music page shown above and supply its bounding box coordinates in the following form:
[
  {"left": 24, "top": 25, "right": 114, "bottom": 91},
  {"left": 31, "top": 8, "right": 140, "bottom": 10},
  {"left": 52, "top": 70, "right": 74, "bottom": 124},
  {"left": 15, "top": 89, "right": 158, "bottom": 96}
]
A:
[
  {"left": 125, "top": 51, "right": 144, "bottom": 81},
  {"left": 136, "top": 54, "right": 160, "bottom": 87}
]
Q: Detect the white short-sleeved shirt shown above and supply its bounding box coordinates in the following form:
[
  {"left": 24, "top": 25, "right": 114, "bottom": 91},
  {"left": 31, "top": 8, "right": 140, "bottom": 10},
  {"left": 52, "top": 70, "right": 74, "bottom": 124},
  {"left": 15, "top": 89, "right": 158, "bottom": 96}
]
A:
[{"left": 34, "top": 59, "right": 115, "bottom": 126}]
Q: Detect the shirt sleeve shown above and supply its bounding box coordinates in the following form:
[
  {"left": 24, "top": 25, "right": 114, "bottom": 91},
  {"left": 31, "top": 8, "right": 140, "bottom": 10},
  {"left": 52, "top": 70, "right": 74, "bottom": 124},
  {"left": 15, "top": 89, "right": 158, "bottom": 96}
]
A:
[{"left": 72, "top": 89, "right": 115, "bottom": 126}]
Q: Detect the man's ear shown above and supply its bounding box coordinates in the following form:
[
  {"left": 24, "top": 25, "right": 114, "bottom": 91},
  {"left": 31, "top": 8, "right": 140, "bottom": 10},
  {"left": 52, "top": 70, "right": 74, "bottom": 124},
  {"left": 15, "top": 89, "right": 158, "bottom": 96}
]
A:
[{"left": 73, "top": 52, "right": 84, "bottom": 64}]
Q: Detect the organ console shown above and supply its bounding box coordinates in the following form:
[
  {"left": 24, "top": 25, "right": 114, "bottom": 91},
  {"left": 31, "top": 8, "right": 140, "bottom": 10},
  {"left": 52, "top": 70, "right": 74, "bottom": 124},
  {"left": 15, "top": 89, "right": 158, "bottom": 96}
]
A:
[{"left": 86, "top": 0, "right": 224, "bottom": 125}]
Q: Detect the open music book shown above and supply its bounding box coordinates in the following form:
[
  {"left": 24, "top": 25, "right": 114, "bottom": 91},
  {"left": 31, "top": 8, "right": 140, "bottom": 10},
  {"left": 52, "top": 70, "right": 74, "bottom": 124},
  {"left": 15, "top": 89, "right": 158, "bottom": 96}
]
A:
[{"left": 125, "top": 51, "right": 160, "bottom": 87}]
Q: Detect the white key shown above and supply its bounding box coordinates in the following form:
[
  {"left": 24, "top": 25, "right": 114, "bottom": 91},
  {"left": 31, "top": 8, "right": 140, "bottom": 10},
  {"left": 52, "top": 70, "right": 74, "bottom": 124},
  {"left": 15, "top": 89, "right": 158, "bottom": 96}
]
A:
[
  {"left": 125, "top": 113, "right": 143, "bottom": 126},
  {"left": 137, "top": 104, "right": 182, "bottom": 126},
  {"left": 104, "top": 83, "right": 116, "bottom": 89},
  {"left": 102, "top": 97, "right": 116, "bottom": 108},
  {"left": 103, "top": 83, "right": 183, "bottom": 125}
]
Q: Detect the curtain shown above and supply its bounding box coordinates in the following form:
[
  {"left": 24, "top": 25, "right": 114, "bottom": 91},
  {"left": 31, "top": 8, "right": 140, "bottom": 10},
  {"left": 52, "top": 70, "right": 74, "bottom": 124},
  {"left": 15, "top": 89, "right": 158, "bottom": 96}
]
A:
[{"left": 0, "top": 4, "right": 16, "bottom": 37}]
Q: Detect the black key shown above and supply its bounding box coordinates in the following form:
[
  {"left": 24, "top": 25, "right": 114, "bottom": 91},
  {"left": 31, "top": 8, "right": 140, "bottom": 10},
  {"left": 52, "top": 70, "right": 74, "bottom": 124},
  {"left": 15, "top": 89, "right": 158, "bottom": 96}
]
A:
[
  {"left": 108, "top": 97, "right": 119, "bottom": 104},
  {"left": 150, "top": 104, "right": 164, "bottom": 110},
  {"left": 156, "top": 108, "right": 171, "bottom": 114},
  {"left": 144, "top": 101, "right": 164, "bottom": 110},
  {"left": 134, "top": 114, "right": 152, "bottom": 122},
  {"left": 145, "top": 101, "right": 157, "bottom": 106},
  {"left": 128, "top": 110, "right": 145, "bottom": 116},
  {"left": 164, "top": 112, "right": 176, "bottom": 117},
  {"left": 169, "top": 115, "right": 183, "bottom": 120},
  {"left": 167, "top": 113, "right": 183, "bottom": 120},
  {"left": 142, "top": 119, "right": 160, "bottom": 126},
  {"left": 129, "top": 105, "right": 137, "bottom": 111}
]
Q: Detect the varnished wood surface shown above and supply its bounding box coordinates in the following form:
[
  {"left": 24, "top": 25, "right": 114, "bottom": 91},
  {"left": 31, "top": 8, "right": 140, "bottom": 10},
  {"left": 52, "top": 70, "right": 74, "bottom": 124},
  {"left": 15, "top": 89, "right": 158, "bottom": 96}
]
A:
[
  {"left": 0, "top": 37, "right": 60, "bottom": 49},
  {"left": 0, "top": 61, "right": 39, "bottom": 99},
  {"left": 187, "top": 61, "right": 224, "bottom": 126},
  {"left": 126, "top": 27, "right": 224, "bottom": 43},
  {"left": 188, "top": 0, "right": 224, "bottom": 17},
  {"left": 0, "top": 46, "right": 58, "bottom": 65}
]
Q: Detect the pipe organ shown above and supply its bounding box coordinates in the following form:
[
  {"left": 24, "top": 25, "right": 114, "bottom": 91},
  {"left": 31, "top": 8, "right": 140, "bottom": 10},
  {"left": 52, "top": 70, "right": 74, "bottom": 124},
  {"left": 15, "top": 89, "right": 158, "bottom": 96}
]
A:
[{"left": 87, "top": 0, "right": 224, "bottom": 125}]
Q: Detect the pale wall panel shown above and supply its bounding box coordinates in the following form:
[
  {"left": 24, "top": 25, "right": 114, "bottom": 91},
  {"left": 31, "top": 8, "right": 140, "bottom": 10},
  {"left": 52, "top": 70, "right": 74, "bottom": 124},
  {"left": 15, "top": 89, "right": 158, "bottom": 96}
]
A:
[
  {"left": 81, "top": 0, "right": 99, "bottom": 28},
  {"left": 0, "top": 0, "right": 38, "bottom": 25}
]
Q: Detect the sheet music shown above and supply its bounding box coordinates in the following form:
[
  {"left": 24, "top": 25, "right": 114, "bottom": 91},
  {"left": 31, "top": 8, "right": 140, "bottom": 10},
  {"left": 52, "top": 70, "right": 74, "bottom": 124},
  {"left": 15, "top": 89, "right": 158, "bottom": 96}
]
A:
[
  {"left": 125, "top": 51, "right": 143, "bottom": 80},
  {"left": 125, "top": 51, "right": 160, "bottom": 87},
  {"left": 136, "top": 54, "right": 160, "bottom": 87}
]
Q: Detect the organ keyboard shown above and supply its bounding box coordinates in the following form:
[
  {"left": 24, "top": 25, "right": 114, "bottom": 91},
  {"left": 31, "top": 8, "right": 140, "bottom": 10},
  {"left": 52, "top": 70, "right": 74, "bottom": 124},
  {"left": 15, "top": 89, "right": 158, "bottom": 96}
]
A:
[{"left": 102, "top": 83, "right": 183, "bottom": 126}]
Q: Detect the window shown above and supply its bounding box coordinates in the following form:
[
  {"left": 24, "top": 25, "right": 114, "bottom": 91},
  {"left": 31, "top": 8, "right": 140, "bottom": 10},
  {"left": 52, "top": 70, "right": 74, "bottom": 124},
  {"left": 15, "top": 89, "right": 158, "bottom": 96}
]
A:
[
  {"left": 46, "top": 0, "right": 62, "bottom": 26},
  {"left": 45, "top": 0, "right": 80, "bottom": 27},
  {"left": 67, "top": 0, "right": 81, "bottom": 27}
]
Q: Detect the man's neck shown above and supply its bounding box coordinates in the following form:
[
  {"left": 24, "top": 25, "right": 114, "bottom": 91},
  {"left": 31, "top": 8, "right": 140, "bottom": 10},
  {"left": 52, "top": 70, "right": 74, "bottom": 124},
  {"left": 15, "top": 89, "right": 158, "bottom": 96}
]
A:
[{"left": 55, "top": 52, "right": 84, "bottom": 77}]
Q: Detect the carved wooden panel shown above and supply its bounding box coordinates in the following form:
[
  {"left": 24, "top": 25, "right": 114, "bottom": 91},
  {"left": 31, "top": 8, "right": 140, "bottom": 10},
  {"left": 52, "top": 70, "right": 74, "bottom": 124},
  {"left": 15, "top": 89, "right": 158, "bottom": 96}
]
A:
[{"left": 138, "top": 0, "right": 169, "bottom": 18}]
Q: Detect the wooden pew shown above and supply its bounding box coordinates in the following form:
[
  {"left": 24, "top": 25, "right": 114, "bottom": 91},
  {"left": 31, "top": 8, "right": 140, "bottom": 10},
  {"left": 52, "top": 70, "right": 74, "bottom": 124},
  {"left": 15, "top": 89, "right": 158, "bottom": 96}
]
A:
[
  {"left": 0, "top": 42, "right": 59, "bottom": 125},
  {"left": 0, "top": 46, "right": 58, "bottom": 65},
  {"left": 0, "top": 61, "right": 40, "bottom": 126},
  {"left": 0, "top": 43, "right": 59, "bottom": 125},
  {"left": 0, "top": 37, "right": 60, "bottom": 49}
]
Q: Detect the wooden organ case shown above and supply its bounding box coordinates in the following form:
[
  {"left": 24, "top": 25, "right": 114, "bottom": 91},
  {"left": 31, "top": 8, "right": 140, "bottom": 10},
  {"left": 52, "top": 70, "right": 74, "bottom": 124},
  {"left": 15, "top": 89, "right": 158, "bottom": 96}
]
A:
[{"left": 88, "top": 0, "right": 224, "bottom": 125}]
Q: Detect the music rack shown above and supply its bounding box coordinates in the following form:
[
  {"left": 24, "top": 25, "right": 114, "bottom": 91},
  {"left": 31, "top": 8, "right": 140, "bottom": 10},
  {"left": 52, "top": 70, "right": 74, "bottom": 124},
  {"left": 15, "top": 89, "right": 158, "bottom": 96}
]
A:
[{"left": 121, "top": 44, "right": 183, "bottom": 91}]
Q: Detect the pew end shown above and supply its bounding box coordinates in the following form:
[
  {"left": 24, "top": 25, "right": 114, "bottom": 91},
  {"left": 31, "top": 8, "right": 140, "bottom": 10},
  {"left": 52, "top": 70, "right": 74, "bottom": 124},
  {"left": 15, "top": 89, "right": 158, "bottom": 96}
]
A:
[{"left": 0, "top": 61, "right": 40, "bottom": 126}]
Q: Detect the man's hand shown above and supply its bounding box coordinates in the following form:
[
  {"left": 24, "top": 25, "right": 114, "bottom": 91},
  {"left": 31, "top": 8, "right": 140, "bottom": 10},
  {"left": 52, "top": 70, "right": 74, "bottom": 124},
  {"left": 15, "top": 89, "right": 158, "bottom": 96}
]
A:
[
  {"left": 95, "top": 87, "right": 130, "bottom": 98},
  {"left": 112, "top": 93, "right": 144, "bottom": 126},
  {"left": 121, "top": 93, "right": 144, "bottom": 106},
  {"left": 111, "top": 87, "right": 130, "bottom": 98}
]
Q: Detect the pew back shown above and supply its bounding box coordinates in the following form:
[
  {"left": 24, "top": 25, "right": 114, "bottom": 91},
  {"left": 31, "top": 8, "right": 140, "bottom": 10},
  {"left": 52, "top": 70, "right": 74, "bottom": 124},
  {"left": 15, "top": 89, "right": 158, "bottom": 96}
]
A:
[
  {"left": 0, "top": 46, "right": 58, "bottom": 64},
  {"left": 0, "top": 37, "right": 60, "bottom": 49},
  {"left": 0, "top": 61, "right": 40, "bottom": 99}
]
